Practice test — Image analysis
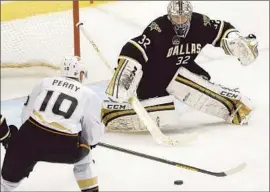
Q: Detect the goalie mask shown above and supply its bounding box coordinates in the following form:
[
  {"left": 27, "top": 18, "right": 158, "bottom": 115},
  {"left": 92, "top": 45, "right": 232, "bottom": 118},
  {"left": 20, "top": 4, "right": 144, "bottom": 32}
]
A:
[
  {"left": 60, "top": 56, "right": 88, "bottom": 83},
  {"left": 167, "top": 0, "right": 193, "bottom": 38}
]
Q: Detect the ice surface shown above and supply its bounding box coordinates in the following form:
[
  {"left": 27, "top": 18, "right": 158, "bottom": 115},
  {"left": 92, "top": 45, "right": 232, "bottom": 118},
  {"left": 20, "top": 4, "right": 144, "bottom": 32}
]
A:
[{"left": 1, "top": 1, "right": 269, "bottom": 191}]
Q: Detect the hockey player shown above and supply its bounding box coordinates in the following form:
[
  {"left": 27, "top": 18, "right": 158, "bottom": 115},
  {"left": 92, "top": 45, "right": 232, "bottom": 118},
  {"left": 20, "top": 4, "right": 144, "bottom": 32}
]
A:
[
  {"left": 0, "top": 56, "right": 104, "bottom": 192},
  {"left": 102, "top": 0, "right": 258, "bottom": 132}
]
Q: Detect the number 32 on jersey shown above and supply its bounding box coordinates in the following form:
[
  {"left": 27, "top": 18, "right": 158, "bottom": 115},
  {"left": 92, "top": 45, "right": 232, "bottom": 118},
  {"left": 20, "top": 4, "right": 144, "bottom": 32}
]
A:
[
  {"left": 176, "top": 56, "right": 190, "bottom": 65},
  {"left": 138, "top": 35, "right": 151, "bottom": 49}
]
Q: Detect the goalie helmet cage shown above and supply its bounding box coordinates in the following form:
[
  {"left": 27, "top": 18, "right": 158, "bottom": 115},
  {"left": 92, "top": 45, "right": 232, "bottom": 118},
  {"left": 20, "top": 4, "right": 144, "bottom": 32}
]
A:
[{"left": 1, "top": 1, "right": 82, "bottom": 74}]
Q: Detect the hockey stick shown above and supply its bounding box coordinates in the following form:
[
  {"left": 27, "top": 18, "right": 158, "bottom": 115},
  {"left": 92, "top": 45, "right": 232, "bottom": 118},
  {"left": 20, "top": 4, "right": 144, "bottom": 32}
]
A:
[
  {"left": 77, "top": 22, "right": 197, "bottom": 146},
  {"left": 98, "top": 142, "right": 247, "bottom": 177},
  {"left": 128, "top": 97, "right": 197, "bottom": 146}
]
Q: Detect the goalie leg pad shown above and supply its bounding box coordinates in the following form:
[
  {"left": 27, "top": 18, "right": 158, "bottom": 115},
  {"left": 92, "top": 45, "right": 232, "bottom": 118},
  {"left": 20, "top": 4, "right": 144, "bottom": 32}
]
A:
[
  {"left": 101, "top": 95, "right": 180, "bottom": 132},
  {"left": 166, "top": 67, "right": 253, "bottom": 125}
]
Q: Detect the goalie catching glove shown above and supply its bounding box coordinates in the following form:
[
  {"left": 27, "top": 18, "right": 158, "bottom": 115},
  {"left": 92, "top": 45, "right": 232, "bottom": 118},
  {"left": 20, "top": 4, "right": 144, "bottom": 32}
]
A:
[
  {"left": 222, "top": 32, "right": 258, "bottom": 66},
  {"left": 105, "top": 57, "right": 143, "bottom": 102}
]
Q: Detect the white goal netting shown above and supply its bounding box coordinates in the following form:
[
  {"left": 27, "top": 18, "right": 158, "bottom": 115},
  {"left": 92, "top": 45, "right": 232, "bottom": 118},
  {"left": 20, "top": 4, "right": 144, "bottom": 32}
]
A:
[
  {"left": 1, "top": 1, "right": 84, "bottom": 100},
  {"left": 1, "top": 1, "right": 78, "bottom": 77}
]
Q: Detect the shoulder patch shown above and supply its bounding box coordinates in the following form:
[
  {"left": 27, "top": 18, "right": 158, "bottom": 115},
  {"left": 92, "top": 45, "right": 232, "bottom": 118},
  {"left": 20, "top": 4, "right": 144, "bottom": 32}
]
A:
[
  {"left": 148, "top": 22, "right": 162, "bottom": 33},
  {"left": 203, "top": 15, "right": 211, "bottom": 26}
]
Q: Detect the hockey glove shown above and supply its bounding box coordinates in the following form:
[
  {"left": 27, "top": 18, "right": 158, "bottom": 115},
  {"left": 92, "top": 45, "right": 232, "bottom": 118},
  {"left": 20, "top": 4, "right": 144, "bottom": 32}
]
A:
[
  {"left": 1, "top": 125, "right": 18, "bottom": 150},
  {"left": 222, "top": 33, "right": 258, "bottom": 66}
]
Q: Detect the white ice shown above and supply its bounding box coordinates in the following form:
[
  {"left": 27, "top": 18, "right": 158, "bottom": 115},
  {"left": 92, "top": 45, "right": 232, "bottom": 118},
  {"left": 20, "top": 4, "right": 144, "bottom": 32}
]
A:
[{"left": 1, "top": 1, "right": 269, "bottom": 191}]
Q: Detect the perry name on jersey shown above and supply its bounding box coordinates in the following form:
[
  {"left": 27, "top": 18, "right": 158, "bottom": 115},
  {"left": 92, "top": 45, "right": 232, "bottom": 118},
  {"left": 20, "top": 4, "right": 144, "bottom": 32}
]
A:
[{"left": 51, "top": 79, "right": 81, "bottom": 92}]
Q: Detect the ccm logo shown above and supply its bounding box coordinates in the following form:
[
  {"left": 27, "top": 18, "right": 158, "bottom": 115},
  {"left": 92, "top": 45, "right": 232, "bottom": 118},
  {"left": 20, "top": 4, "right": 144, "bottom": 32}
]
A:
[
  {"left": 107, "top": 104, "right": 126, "bottom": 110},
  {"left": 220, "top": 91, "right": 238, "bottom": 99}
]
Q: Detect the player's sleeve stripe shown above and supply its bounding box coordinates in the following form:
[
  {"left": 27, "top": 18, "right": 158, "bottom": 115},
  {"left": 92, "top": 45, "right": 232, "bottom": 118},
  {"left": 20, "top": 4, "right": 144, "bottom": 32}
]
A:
[
  {"left": 0, "top": 129, "right": 10, "bottom": 141},
  {"left": 119, "top": 55, "right": 140, "bottom": 65},
  {"left": 222, "top": 28, "right": 240, "bottom": 41},
  {"left": 0, "top": 116, "right": 5, "bottom": 126},
  {"left": 0, "top": 116, "right": 11, "bottom": 141},
  {"left": 128, "top": 40, "right": 148, "bottom": 62},
  {"left": 212, "top": 21, "right": 224, "bottom": 46},
  {"left": 222, "top": 39, "right": 233, "bottom": 55},
  {"left": 219, "top": 28, "right": 240, "bottom": 49}
]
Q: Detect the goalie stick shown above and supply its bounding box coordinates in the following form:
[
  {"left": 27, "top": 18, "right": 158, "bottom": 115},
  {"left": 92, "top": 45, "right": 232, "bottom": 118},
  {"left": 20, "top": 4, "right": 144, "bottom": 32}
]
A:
[
  {"left": 77, "top": 22, "right": 197, "bottom": 146},
  {"left": 98, "top": 142, "right": 247, "bottom": 177}
]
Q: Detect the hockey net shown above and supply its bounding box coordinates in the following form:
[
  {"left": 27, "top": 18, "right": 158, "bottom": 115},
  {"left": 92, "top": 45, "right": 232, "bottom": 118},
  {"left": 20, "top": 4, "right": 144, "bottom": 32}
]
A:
[
  {"left": 1, "top": 1, "right": 86, "bottom": 78},
  {"left": 1, "top": 1, "right": 109, "bottom": 100}
]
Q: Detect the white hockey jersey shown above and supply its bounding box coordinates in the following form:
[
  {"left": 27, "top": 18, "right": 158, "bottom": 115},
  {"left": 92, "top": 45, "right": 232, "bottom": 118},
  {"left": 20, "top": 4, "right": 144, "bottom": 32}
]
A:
[{"left": 21, "top": 77, "right": 104, "bottom": 145}]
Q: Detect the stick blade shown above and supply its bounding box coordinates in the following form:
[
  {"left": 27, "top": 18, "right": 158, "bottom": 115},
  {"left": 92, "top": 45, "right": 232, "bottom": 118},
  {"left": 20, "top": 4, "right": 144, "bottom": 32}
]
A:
[{"left": 224, "top": 162, "right": 247, "bottom": 176}]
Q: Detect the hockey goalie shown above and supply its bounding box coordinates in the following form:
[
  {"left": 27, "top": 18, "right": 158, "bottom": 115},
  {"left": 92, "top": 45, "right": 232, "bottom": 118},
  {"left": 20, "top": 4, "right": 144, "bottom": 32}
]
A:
[{"left": 102, "top": 0, "right": 258, "bottom": 132}]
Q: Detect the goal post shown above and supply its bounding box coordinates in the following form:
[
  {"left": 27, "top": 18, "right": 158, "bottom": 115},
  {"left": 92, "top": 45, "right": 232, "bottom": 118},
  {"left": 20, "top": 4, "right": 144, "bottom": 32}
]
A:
[{"left": 73, "top": 0, "right": 80, "bottom": 58}]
